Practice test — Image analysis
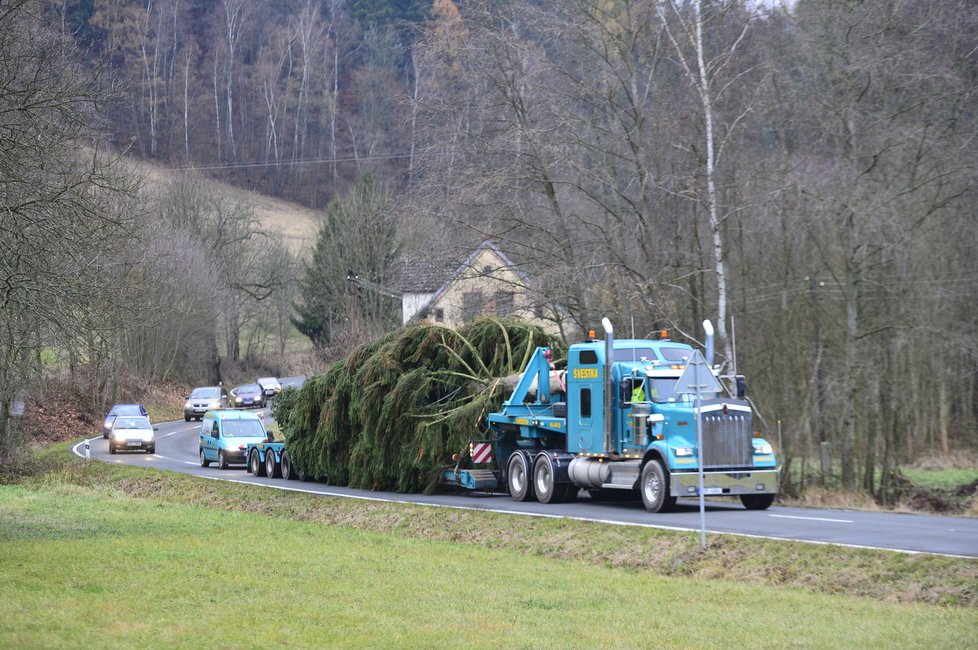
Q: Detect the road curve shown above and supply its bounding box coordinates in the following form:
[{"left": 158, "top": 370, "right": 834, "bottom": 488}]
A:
[{"left": 73, "top": 407, "right": 978, "bottom": 559}]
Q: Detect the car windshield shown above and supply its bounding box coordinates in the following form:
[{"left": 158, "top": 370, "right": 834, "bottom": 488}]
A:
[
  {"left": 222, "top": 420, "right": 265, "bottom": 438},
  {"left": 115, "top": 417, "right": 151, "bottom": 429},
  {"left": 191, "top": 387, "right": 220, "bottom": 398},
  {"left": 258, "top": 378, "right": 277, "bottom": 386},
  {"left": 237, "top": 385, "right": 261, "bottom": 395},
  {"left": 111, "top": 405, "right": 142, "bottom": 415}
]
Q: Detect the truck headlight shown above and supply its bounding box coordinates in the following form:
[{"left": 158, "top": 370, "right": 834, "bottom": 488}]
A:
[
  {"left": 674, "top": 447, "right": 694, "bottom": 457},
  {"left": 754, "top": 444, "right": 773, "bottom": 454}
]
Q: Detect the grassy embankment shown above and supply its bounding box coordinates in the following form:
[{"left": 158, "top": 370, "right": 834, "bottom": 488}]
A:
[{"left": 1, "top": 446, "right": 976, "bottom": 648}]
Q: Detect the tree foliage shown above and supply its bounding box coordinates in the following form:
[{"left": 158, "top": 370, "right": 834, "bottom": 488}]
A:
[
  {"left": 292, "top": 172, "right": 400, "bottom": 348},
  {"left": 286, "top": 317, "right": 563, "bottom": 492}
]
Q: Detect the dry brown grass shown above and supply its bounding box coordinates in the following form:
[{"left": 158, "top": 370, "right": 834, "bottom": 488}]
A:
[{"left": 126, "top": 155, "right": 321, "bottom": 254}]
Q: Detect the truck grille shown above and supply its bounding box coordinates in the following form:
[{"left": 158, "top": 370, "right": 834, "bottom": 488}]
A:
[{"left": 701, "top": 411, "right": 752, "bottom": 468}]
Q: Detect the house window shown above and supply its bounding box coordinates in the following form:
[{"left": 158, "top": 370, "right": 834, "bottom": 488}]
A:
[
  {"left": 462, "top": 291, "right": 484, "bottom": 321},
  {"left": 435, "top": 308, "right": 444, "bottom": 322},
  {"left": 495, "top": 292, "right": 514, "bottom": 316}
]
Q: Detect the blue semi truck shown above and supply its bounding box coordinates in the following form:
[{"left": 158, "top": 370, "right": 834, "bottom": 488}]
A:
[{"left": 444, "top": 318, "right": 779, "bottom": 512}]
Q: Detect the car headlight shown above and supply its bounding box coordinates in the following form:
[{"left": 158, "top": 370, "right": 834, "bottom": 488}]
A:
[
  {"left": 184, "top": 401, "right": 192, "bottom": 409},
  {"left": 208, "top": 400, "right": 221, "bottom": 408},
  {"left": 114, "top": 431, "right": 126, "bottom": 442},
  {"left": 754, "top": 444, "right": 773, "bottom": 454},
  {"left": 235, "top": 397, "right": 242, "bottom": 403},
  {"left": 143, "top": 432, "right": 155, "bottom": 442},
  {"left": 673, "top": 447, "right": 694, "bottom": 457}
]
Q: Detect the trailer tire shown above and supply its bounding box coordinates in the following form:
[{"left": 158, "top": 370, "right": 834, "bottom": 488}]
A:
[
  {"left": 281, "top": 452, "right": 296, "bottom": 480},
  {"left": 640, "top": 460, "right": 675, "bottom": 513},
  {"left": 507, "top": 453, "right": 534, "bottom": 502},
  {"left": 249, "top": 449, "right": 265, "bottom": 477},
  {"left": 740, "top": 493, "right": 774, "bottom": 510},
  {"left": 265, "top": 449, "right": 281, "bottom": 479}
]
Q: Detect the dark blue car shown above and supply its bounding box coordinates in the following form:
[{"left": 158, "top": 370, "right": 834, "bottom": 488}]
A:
[
  {"left": 230, "top": 384, "right": 265, "bottom": 409},
  {"left": 102, "top": 403, "right": 149, "bottom": 439}
]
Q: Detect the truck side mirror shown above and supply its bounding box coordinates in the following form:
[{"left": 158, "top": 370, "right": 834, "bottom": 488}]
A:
[{"left": 736, "top": 375, "right": 747, "bottom": 399}]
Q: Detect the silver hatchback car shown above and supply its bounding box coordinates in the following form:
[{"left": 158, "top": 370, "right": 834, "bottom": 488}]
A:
[{"left": 108, "top": 416, "right": 157, "bottom": 454}]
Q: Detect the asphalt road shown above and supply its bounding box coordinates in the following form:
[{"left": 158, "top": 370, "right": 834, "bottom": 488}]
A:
[{"left": 74, "top": 385, "right": 978, "bottom": 559}]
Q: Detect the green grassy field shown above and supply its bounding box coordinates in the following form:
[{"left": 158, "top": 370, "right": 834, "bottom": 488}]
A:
[
  {"left": 1, "top": 482, "right": 976, "bottom": 649},
  {"left": 1, "top": 447, "right": 977, "bottom": 648}
]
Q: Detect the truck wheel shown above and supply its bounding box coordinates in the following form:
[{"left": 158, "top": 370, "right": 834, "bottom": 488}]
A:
[
  {"left": 640, "top": 460, "right": 675, "bottom": 513},
  {"left": 281, "top": 452, "right": 296, "bottom": 480},
  {"left": 249, "top": 449, "right": 266, "bottom": 477},
  {"left": 507, "top": 453, "right": 534, "bottom": 502},
  {"left": 533, "top": 455, "right": 560, "bottom": 504},
  {"left": 200, "top": 448, "right": 210, "bottom": 468},
  {"left": 265, "top": 449, "right": 281, "bottom": 479},
  {"left": 218, "top": 450, "right": 229, "bottom": 470},
  {"left": 741, "top": 493, "right": 774, "bottom": 510}
]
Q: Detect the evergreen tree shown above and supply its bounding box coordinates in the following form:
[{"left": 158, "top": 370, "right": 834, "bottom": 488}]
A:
[{"left": 292, "top": 172, "right": 400, "bottom": 347}]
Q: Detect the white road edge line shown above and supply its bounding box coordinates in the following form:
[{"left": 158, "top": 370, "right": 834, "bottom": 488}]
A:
[
  {"left": 71, "top": 437, "right": 974, "bottom": 560},
  {"left": 198, "top": 477, "right": 973, "bottom": 559},
  {"left": 769, "top": 514, "right": 854, "bottom": 524}
]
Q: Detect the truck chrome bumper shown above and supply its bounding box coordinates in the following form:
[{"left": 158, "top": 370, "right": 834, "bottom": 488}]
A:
[{"left": 671, "top": 469, "right": 779, "bottom": 497}]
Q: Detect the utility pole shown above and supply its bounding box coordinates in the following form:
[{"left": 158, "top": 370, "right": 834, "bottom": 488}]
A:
[{"left": 810, "top": 276, "right": 829, "bottom": 485}]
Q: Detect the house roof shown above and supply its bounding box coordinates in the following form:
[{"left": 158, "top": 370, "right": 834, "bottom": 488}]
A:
[{"left": 390, "top": 249, "right": 467, "bottom": 293}]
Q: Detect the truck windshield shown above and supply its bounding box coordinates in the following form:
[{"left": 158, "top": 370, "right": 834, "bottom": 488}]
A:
[
  {"left": 222, "top": 420, "right": 265, "bottom": 438},
  {"left": 646, "top": 378, "right": 710, "bottom": 403}
]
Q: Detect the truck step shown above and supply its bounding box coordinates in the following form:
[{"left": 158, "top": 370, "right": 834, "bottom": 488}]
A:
[{"left": 442, "top": 468, "right": 498, "bottom": 490}]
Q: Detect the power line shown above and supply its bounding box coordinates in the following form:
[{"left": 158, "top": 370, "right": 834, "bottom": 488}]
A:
[{"left": 160, "top": 151, "right": 412, "bottom": 172}]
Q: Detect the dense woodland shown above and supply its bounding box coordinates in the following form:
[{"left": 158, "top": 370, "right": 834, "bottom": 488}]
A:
[{"left": 2, "top": 0, "right": 977, "bottom": 501}]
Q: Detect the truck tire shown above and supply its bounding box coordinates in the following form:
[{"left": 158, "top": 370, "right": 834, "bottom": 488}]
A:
[
  {"left": 200, "top": 448, "right": 210, "bottom": 468},
  {"left": 507, "top": 453, "right": 534, "bottom": 502},
  {"left": 281, "top": 452, "right": 297, "bottom": 480},
  {"left": 265, "top": 449, "right": 281, "bottom": 479},
  {"left": 533, "top": 455, "right": 558, "bottom": 504},
  {"left": 740, "top": 493, "right": 774, "bottom": 510},
  {"left": 640, "top": 460, "right": 675, "bottom": 513},
  {"left": 249, "top": 449, "right": 266, "bottom": 477}
]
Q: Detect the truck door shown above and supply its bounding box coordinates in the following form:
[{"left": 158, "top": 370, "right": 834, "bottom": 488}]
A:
[{"left": 567, "top": 347, "right": 604, "bottom": 454}]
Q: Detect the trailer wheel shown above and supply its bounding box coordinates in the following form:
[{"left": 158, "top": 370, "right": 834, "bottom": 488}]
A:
[
  {"left": 740, "top": 493, "right": 774, "bottom": 510},
  {"left": 281, "top": 452, "right": 296, "bottom": 480},
  {"left": 640, "top": 460, "right": 675, "bottom": 513},
  {"left": 249, "top": 449, "right": 265, "bottom": 477},
  {"left": 507, "top": 453, "right": 534, "bottom": 502},
  {"left": 265, "top": 449, "right": 281, "bottom": 479}
]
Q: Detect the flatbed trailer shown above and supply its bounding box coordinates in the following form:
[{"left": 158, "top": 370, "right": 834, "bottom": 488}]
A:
[{"left": 245, "top": 440, "right": 301, "bottom": 480}]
